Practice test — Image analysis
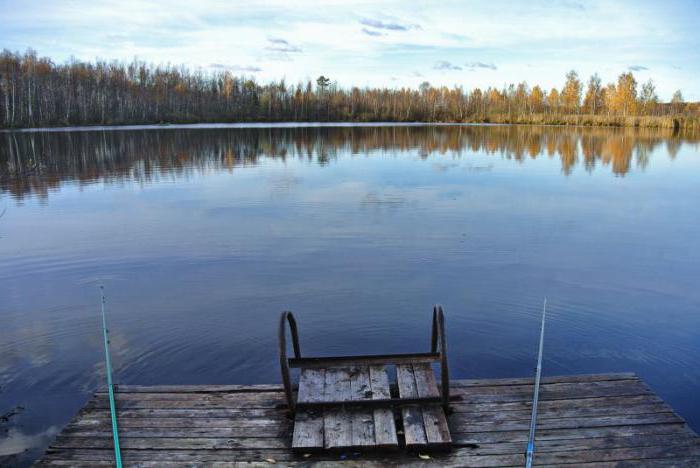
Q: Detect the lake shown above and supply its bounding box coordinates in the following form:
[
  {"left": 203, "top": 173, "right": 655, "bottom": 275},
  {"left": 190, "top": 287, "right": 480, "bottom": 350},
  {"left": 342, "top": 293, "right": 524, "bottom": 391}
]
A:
[{"left": 1, "top": 123, "right": 699, "bottom": 465}]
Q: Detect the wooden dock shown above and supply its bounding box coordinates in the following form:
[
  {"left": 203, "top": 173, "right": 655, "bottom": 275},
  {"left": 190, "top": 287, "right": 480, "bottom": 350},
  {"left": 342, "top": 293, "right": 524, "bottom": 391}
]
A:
[{"left": 37, "top": 373, "right": 700, "bottom": 466}]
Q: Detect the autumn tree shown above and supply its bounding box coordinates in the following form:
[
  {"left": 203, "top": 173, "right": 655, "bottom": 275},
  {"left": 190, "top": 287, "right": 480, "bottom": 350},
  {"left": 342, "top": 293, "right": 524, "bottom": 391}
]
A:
[
  {"left": 639, "top": 79, "right": 658, "bottom": 115},
  {"left": 611, "top": 72, "right": 638, "bottom": 116},
  {"left": 529, "top": 85, "right": 544, "bottom": 113},
  {"left": 561, "top": 70, "right": 582, "bottom": 113},
  {"left": 546, "top": 88, "right": 560, "bottom": 114},
  {"left": 671, "top": 90, "right": 684, "bottom": 114},
  {"left": 583, "top": 73, "right": 603, "bottom": 115}
]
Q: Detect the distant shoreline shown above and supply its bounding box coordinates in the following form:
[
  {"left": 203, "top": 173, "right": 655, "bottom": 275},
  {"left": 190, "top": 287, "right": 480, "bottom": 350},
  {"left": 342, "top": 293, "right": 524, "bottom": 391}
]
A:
[{"left": 2, "top": 115, "right": 698, "bottom": 133}]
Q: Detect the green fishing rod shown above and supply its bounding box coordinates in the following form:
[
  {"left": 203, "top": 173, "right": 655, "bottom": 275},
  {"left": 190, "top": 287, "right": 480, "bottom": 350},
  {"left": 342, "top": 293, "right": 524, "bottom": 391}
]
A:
[
  {"left": 525, "top": 298, "right": 547, "bottom": 468},
  {"left": 100, "top": 284, "right": 123, "bottom": 468}
]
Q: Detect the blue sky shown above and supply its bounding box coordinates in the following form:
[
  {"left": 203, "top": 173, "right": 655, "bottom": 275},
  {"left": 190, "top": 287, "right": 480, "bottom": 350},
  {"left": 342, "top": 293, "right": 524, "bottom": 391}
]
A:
[{"left": 2, "top": 0, "right": 699, "bottom": 100}]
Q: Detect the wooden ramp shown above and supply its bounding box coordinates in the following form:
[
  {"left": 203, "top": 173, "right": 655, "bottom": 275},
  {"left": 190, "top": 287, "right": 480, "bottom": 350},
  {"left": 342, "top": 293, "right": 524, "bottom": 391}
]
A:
[{"left": 37, "top": 373, "right": 700, "bottom": 466}]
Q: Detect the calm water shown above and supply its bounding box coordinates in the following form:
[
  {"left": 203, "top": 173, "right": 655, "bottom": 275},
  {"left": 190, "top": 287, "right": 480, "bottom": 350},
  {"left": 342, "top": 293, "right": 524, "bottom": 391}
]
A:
[{"left": 1, "top": 124, "right": 699, "bottom": 464}]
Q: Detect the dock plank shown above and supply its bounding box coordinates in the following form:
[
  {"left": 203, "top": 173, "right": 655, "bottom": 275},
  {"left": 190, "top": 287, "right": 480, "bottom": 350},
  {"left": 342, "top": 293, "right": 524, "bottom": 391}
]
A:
[
  {"left": 396, "top": 364, "right": 428, "bottom": 448},
  {"left": 369, "top": 365, "right": 398, "bottom": 448},
  {"left": 322, "top": 367, "right": 353, "bottom": 449},
  {"left": 293, "top": 368, "right": 325, "bottom": 450},
  {"left": 413, "top": 363, "right": 452, "bottom": 447},
  {"left": 349, "top": 366, "right": 377, "bottom": 447}
]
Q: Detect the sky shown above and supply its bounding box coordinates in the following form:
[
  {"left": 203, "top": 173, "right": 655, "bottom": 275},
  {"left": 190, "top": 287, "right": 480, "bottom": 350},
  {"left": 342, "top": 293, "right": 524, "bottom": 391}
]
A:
[{"left": 1, "top": 0, "right": 699, "bottom": 100}]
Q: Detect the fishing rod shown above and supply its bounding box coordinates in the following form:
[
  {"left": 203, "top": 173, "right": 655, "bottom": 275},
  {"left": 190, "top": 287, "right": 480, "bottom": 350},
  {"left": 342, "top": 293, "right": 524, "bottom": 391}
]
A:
[
  {"left": 525, "top": 298, "right": 547, "bottom": 468},
  {"left": 100, "top": 284, "right": 123, "bottom": 468}
]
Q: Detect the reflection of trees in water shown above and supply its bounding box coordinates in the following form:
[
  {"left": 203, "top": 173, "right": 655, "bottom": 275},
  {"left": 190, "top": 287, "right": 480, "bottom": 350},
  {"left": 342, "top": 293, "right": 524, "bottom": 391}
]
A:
[{"left": 1, "top": 126, "right": 697, "bottom": 199}]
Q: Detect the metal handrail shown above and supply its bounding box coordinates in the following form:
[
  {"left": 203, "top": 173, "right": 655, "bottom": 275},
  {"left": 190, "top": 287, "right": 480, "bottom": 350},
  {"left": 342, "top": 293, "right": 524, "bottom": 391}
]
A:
[
  {"left": 431, "top": 304, "right": 450, "bottom": 412},
  {"left": 278, "top": 311, "right": 301, "bottom": 414}
]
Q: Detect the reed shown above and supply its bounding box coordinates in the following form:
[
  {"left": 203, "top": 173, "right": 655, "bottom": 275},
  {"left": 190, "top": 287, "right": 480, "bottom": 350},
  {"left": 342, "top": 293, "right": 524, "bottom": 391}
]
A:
[{"left": 478, "top": 113, "right": 700, "bottom": 130}]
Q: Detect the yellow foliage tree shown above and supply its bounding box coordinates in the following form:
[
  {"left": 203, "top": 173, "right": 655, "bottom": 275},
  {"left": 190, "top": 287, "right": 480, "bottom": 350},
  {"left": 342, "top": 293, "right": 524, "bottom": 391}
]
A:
[
  {"left": 547, "top": 88, "right": 560, "bottom": 113},
  {"left": 560, "top": 70, "right": 582, "bottom": 113},
  {"left": 611, "top": 72, "right": 638, "bottom": 116},
  {"left": 529, "top": 85, "right": 544, "bottom": 113}
]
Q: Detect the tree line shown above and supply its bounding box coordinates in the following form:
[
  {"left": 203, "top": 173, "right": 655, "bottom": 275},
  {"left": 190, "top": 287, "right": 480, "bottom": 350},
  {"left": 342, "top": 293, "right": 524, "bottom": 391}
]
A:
[{"left": 0, "top": 49, "right": 698, "bottom": 128}]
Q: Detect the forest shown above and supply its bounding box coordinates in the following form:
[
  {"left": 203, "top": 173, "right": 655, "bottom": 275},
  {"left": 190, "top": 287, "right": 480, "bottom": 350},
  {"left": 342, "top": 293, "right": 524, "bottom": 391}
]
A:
[{"left": 1, "top": 49, "right": 698, "bottom": 129}]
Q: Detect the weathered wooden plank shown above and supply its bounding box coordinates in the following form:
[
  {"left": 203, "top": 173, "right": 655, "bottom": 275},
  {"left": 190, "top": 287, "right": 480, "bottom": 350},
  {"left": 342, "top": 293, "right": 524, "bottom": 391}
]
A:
[
  {"left": 291, "top": 409, "right": 324, "bottom": 450},
  {"left": 413, "top": 364, "right": 451, "bottom": 447},
  {"left": 451, "top": 381, "right": 653, "bottom": 404},
  {"left": 40, "top": 448, "right": 305, "bottom": 463},
  {"left": 369, "top": 365, "right": 391, "bottom": 400},
  {"left": 531, "top": 442, "right": 700, "bottom": 465},
  {"left": 451, "top": 423, "right": 694, "bottom": 445},
  {"left": 99, "top": 384, "right": 284, "bottom": 393},
  {"left": 452, "top": 379, "right": 651, "bottom": 397},
  {"left": 61, "top": 425, "right": 290, "bottom": 439},
  {"left": 66, "top": 417, "right": 289, "bottom": 429},
  {"left": 66, "top": 415, "right": 284, "bottom": 428},
  {"left": 450, "top": 402, "right": 673, "bottom": 423},
  {"left": 349, "top": 366, "right": 377, "bottom": 447},
  {"left": 38, "top": 438, "right": 700, "bottom": 466},
  {"left": 297, "top": 368, "right": 325, "bottom": 403},
  {"left": 288, "top": 352, "right": 440, "bottom": 369},
  {"left": 82, "top": 408, "right": 285, "bottom": 419},
  {"left": 88, "top": 396, "right": 285, "bottom": 410},
  {"left": 323, "top": 367, "right": 352, "bottom": 449},
  {"left": 456, "top": 433, "right": 700, "bottom": 456},
  {"left": 396, "top": 364, "right": 428, "bottom": 448},
  {"left": 293, "top": 368, "right": 325, "bottom": 450},
  {"left": 369, "top": 365, "right": 398, "bottom": 448},
  {"left": 450, "top": 394, "right": 665, "bottom": 416},
  {"left": 49, "top": 435, "right": 289, "bottom": 450},
  {"left": 95, "top": 391, "right": 287, "bottom": 402},
  {"left": 599, "top": 457, "right": 700, "bottom": 467},
  {"left": 42, "top": 443, "right": 700, "bottom": 467},
  {"left": 450, "top": 373, "right": 638, "bottom": 387},
  {"left": 450, "top": 411, "right": 684, "bottom": 433}
]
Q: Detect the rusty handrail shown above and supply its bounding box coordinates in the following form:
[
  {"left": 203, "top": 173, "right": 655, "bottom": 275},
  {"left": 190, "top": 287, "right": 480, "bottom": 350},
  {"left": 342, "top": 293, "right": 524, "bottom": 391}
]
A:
[
  {"left": 278, "top": 311, "right": 301, "bottom": 414},
  {"left": 431, "top": 304, "right": 450, "bottom": 412}
]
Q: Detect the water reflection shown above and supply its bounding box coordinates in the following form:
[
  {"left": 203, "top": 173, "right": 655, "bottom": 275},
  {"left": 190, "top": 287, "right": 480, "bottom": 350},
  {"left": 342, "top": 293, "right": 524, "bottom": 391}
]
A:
[{"left": 1, "top": 125, "right": 696, "bottom": 200}]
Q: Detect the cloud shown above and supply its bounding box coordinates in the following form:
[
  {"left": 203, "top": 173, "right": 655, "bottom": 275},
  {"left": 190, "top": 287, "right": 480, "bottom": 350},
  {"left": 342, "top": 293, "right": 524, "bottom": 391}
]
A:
[
  {"left": 268, "top": 37, "right": 289, "bottom": 45},
  {"left": 265, "top": 37, "right": 302, "bottom": 53},
  {"left": 264, "top": 37, "right": 302, "bottom": 62},
  {"left": 557, "top": 0, "right": 586, "bottom": 11},
  {"left": 434, "top": 60, "right": 462, "bottom": 71},
  {"left": 442, "top": 32, "right": 471, "bottom": 42},
  {"left": 628, "top": 65, "right": 649, "bottom": 71},
  {"left": 209, "top": 63, "right": 261, "bottom": 72},
  {"left": 465, "top": 61, "right": 497, "bottom": 70},
  {"left": 361, "top": 28, "right": 384, "bottom": 37},
  {"left": 411, "top": 71, "right": 423, "bottom": 77},
  {"left": 359, "top": 18, "right": 420, "bottom": 32}
]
